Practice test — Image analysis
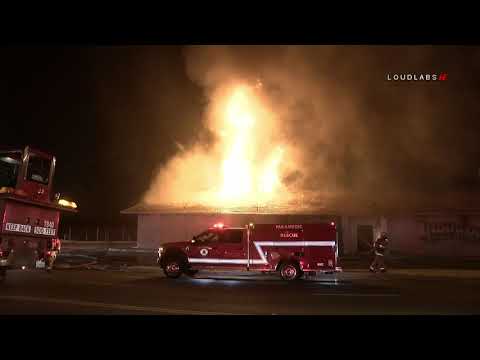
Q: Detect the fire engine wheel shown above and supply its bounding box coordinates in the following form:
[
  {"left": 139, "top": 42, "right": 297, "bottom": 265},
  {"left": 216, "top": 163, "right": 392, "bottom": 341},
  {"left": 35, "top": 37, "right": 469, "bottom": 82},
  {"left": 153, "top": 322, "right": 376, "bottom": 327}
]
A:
[
  {"left": 279, "top": 262, "right": 301, "bottom": 281},
  {"left": 163, "top": 259, "right": 183, "bottom": 279}
]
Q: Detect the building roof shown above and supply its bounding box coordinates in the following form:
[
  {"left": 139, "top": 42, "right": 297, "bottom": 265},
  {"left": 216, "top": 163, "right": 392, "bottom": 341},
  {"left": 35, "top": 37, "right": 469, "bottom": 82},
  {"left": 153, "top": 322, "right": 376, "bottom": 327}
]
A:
[
  {"left": 121, "top": 203, "right": 337, "bottom": 216},
  {"left": 122, "top": 191, "right": 480, "bottom": 217}
]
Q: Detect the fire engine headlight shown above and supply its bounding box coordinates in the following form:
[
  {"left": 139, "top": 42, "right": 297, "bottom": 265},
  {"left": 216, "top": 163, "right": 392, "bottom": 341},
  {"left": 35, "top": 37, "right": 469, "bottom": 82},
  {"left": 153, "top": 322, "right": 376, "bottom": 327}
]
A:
[{"left": 58, "top": 199, "right": 78, "bottom": 209}]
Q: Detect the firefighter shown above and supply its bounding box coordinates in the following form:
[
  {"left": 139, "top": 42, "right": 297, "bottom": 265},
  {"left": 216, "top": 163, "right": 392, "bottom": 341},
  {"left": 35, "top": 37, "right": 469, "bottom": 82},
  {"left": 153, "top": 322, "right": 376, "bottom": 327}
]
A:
[{"left": 369, "top": 232, "right": 389, "bottom": 273}]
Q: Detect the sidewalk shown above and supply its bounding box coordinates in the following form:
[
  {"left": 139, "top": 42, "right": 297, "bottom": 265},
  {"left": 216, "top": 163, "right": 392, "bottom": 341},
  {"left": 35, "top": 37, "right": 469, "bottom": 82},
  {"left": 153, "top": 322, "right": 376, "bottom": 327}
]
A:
[
  {"left": 340, "top": 254, "right": 480, "bottom": 270},
  {"left": 61, "top": 241, "right": 137, "bottom": 251},
  {"left": 122, "top": 266, "right": 480, "bottom": 281},
  {"left": 55, "top": 253, "right": 480, "bottom": 280},
  {"left": 57, "top": 243, "right": 480, "bottom": 274},
  {"left": 57, "top": 244, "right": 158, "bottom": 268}
]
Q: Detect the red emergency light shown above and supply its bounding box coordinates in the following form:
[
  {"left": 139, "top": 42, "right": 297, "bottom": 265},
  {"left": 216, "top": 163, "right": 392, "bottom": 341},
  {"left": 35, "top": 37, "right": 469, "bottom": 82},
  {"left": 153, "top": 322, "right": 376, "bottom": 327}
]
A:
[
  {"left": 330, "top": 221, "right": 335, "bottom": 227},
  {"left": 213, "top": 223, "right": 225, "bottom": 229}
]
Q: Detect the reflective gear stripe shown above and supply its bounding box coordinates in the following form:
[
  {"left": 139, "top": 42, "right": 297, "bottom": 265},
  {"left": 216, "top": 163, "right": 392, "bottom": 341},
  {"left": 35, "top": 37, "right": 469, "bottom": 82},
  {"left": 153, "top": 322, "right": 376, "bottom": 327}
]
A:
[
  {"left": 188, "top": 241, "right": 336, "bottom": 265},
  {"left": 254, "top": 241, "right": 335, "bottom": 264},
  {"left": 188, "top": 259, "right": 264, "bottom": 264}
]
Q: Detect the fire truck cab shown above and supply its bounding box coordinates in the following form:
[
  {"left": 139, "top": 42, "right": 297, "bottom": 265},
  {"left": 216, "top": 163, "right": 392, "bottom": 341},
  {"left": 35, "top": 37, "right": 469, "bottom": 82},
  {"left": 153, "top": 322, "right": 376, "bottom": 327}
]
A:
[
  {"left": 158, "top": 222, "right": 340, "bottom": 281},
  {"left": 0, "top": 146, "right": 77, "bottom": 282}
]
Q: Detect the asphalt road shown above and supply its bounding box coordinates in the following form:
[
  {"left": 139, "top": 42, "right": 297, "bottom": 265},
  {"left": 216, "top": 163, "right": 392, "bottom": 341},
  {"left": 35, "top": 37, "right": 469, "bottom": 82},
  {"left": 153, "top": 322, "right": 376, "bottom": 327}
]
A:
[{"left": 1, "top": 266, "right": 480, "bottom": 314}]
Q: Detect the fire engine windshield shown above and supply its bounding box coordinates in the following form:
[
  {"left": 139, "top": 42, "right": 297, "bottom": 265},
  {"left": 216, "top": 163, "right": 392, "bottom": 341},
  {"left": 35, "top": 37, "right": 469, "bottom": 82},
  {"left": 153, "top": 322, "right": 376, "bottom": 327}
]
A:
[
  {"left": 0, "top": 151, "right": 21, "bottom": 188},
  {"left": 26, "top": 154, "right": 52, "bottom": 185}
]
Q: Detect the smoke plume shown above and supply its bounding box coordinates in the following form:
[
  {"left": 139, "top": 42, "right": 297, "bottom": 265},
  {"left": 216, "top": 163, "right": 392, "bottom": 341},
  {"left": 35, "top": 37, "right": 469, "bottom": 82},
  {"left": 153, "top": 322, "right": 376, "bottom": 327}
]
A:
[{"left": 143, "top": 46, "right": 480, "bottom": 210}]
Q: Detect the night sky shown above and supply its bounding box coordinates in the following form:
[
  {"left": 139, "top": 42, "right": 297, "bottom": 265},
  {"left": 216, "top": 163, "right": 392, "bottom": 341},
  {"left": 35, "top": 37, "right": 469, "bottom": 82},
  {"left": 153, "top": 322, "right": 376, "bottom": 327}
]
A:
[
  {"left": 1, "top": 46, "right": 204, "bottom": 223},
  {"left": 2, "top": 45, "right": 480, "bottom": 224}
]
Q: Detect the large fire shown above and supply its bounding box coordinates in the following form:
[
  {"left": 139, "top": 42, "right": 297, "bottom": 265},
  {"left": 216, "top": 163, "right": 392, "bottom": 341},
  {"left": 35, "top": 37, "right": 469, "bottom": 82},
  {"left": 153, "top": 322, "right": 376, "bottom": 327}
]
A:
[
  {"left": 218, "top": 84, "right": 285, "bottom": 205},
  {"left": 144, "top": 81, "right": 297, "bottom": 209}
]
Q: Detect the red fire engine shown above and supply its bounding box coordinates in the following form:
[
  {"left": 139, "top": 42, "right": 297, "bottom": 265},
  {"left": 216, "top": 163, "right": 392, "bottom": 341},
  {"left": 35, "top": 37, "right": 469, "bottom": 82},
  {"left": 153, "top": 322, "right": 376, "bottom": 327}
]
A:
[
  {"left": 0, "top": 146, "right": 77, "bottom": 282},
  {"left": 158, "top": 222, "right": 340, "bottom": 281}
]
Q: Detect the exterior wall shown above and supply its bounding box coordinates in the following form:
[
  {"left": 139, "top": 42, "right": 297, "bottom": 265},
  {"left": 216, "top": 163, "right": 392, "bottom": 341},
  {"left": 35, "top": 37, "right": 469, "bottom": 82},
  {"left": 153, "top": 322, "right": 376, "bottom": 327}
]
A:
[
  {"left": 137, "top": 213, "right": 338, "bottom": 250},
  {"left": 415, "top": 214, "right": 480, "bottom": 257},
  {"left": 342, "top": 213, "right": 480, "bottom": 257},
  {"left": 341, "top": 216, "right": 377, "bottom": 255},
  {"left": 138, "top": 211, "right": 480, "bottom": 257}
]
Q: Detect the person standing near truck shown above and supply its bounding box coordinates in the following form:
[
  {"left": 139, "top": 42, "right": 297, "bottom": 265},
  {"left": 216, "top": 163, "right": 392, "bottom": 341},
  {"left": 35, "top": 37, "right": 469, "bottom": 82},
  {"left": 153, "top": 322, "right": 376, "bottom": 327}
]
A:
[{"left": 370, "top": 232, "right": 389, "bottom": 273}]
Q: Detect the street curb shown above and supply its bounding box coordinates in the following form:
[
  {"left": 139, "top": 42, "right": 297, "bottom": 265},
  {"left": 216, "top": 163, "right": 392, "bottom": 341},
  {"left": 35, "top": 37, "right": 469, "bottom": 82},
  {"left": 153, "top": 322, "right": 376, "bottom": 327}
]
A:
[{"left": 106, "top": 248, "right": 156, "bottom": 254}]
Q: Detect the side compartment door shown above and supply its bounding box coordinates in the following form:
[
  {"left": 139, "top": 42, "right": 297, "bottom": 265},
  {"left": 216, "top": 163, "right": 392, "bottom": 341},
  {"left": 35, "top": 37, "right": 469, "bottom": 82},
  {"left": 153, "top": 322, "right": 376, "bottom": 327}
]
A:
[{"left": 303, "top": 224, "right": 337, "bottom": 270}]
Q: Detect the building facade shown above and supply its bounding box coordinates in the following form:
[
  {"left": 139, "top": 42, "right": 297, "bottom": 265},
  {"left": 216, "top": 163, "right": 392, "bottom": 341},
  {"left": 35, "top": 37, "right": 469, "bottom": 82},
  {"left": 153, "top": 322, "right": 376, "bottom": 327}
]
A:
[
  {"left": 122, "top": 204, "right": 480, "bottom": 257},
  {"left": 342, "top": 211, "right": 480, "bottom": 257}
]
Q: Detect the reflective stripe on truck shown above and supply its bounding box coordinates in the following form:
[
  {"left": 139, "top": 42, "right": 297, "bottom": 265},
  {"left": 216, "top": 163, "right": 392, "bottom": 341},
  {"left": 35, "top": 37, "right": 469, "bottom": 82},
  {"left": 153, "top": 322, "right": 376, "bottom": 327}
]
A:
[{"left": 188, "top": 240, "right": 336, "bottom": 264}]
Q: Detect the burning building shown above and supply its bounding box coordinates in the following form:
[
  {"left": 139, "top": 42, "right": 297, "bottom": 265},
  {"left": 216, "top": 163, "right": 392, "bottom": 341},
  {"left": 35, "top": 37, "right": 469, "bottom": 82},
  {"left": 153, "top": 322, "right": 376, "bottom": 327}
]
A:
[
  {"left": 122, "top": 80, "right": 480, "bottom": 257},
  {"left": 123, "top": 79, "right": 343, "bottom": 252},
  {"left": 122, "top": 46, "right": 480, "bottom": 258}
]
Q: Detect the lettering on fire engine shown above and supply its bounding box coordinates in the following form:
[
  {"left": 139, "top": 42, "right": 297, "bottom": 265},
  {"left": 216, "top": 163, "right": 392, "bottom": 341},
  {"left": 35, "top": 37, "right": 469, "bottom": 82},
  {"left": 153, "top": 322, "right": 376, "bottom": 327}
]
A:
[
  {"left": 275, "top": 224, "right": 303, "bottom": 230},
  {"left": 200, "top": 248, "right": 209, "bottom": 256},
  {"left": 280, "top": 232, "right": 299, "bottom": 238},
  {"left": 34, "top": 227, "right": 56, "bottom": 236},
  {"left": 44, "top": 220, "right": 55, "bottom": 228},
  {"left": 5, "top": 223, "right": 32, "bottom": 233}
]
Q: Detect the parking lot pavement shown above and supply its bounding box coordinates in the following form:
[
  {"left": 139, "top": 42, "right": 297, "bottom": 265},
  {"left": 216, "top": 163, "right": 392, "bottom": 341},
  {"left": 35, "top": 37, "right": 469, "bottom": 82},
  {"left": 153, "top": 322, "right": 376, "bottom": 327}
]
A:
[
  {"left": 2, "top": 246, "right": 473, "bottom": 314},
  {"left": 55, "top": 247, "right": 480, "bottom": 282},
  {"left": 1, "top": 264, "right": 480, "bottom": 314}
]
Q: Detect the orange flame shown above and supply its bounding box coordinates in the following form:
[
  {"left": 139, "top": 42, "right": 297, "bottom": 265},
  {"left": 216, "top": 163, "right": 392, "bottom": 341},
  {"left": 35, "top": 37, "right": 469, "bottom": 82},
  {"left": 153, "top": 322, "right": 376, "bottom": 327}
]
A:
[
  {"left": 214, "top": 83, "right": 290, "bottom": 206},
  {"left": 144, "top": 81, "right": 297, "bottom": 209}
]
